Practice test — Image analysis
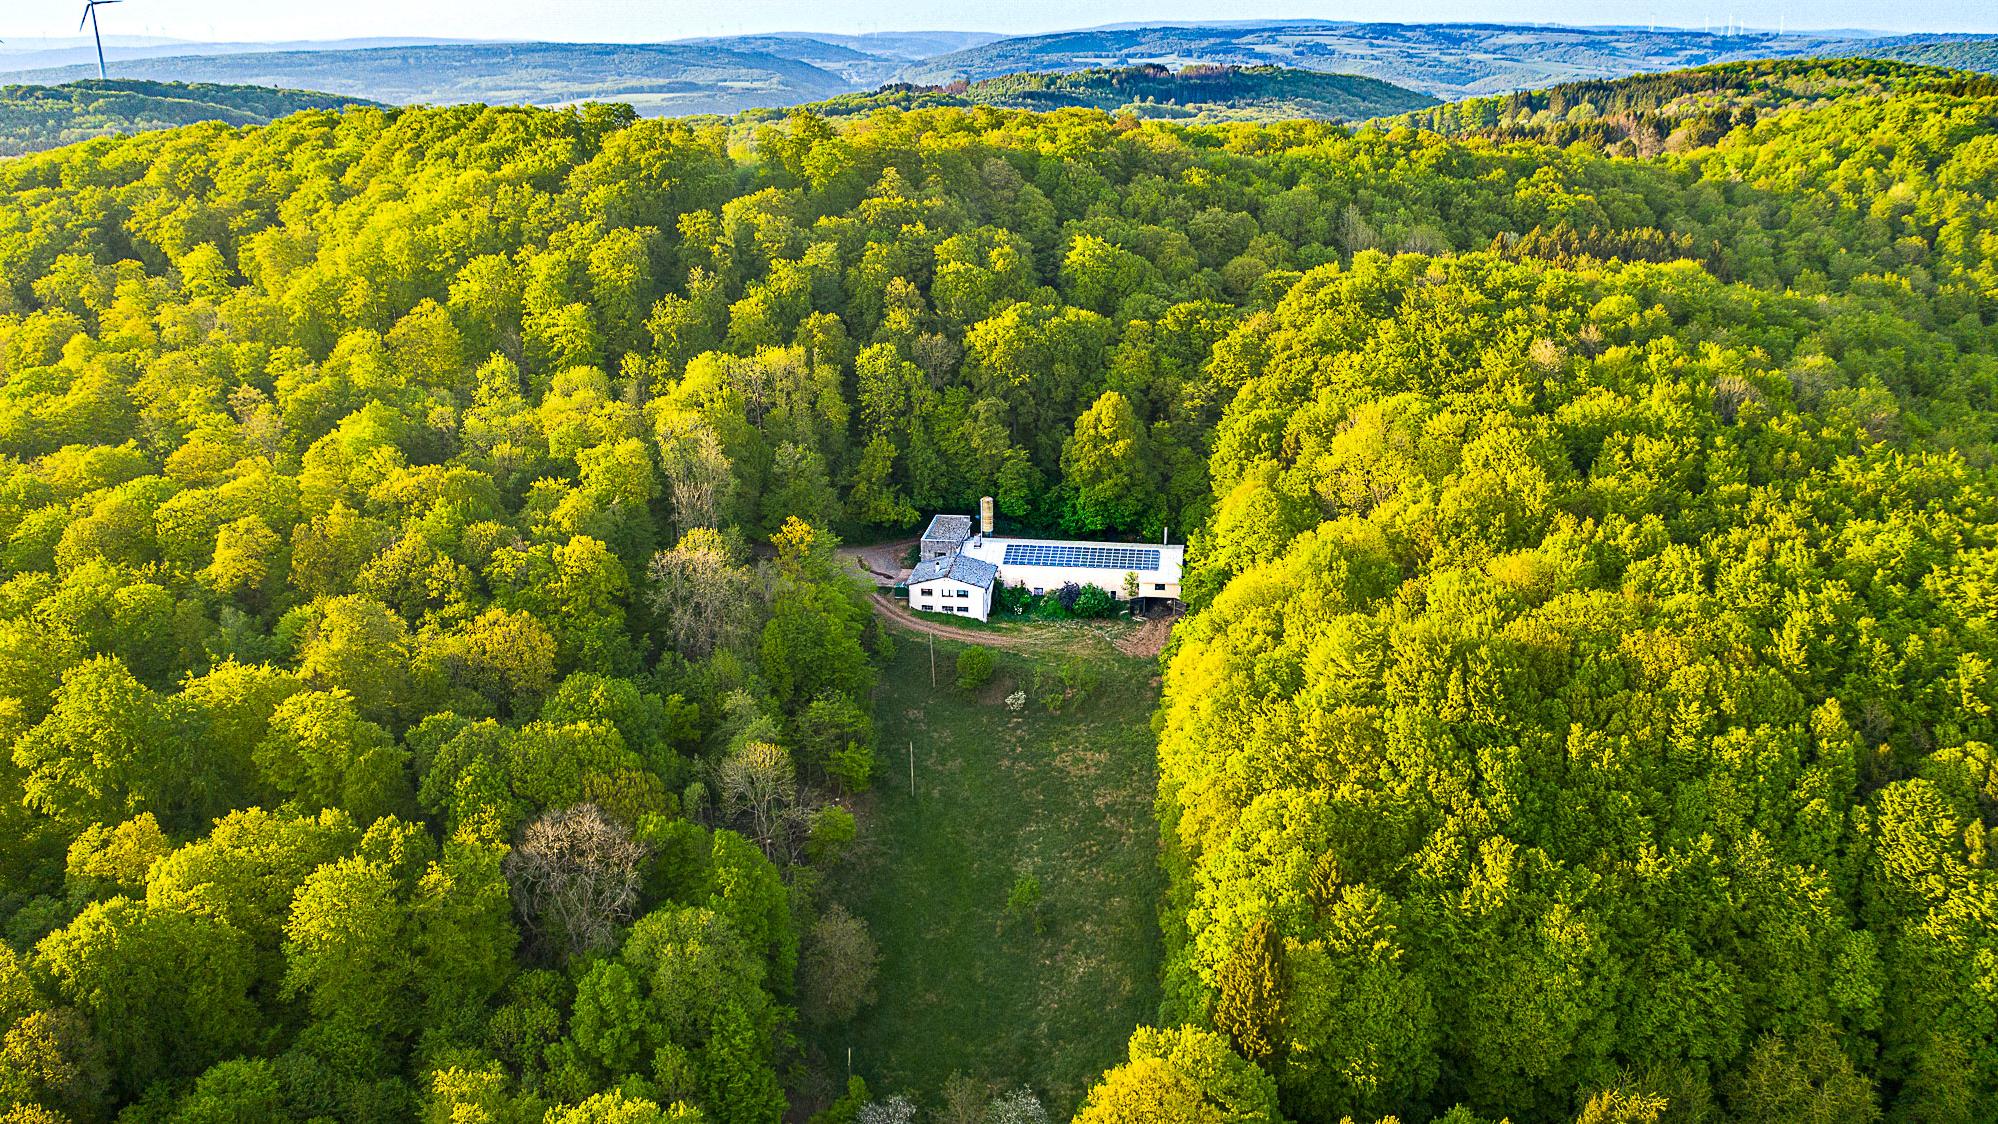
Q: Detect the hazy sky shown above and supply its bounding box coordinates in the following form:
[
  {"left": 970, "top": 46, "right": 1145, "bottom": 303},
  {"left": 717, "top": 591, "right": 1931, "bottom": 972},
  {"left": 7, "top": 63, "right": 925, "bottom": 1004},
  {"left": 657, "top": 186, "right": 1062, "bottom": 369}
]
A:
[{"left": 2, "top": 0, "right": 1993, "bottom": 43}]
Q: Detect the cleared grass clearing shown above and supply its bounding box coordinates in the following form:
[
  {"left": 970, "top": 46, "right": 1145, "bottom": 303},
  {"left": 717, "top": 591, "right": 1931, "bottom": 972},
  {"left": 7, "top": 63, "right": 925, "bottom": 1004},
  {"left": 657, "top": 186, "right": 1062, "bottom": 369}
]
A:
[{"left": 814, "top": 633, "right": 1164, "bottom": 1116}]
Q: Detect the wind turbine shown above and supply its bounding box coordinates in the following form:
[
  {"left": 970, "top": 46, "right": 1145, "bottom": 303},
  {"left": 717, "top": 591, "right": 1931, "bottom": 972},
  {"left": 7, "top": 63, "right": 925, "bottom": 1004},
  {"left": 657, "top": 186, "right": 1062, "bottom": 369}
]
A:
[{"left": 79, "top": 0, "right": 120, "bottom": 81}]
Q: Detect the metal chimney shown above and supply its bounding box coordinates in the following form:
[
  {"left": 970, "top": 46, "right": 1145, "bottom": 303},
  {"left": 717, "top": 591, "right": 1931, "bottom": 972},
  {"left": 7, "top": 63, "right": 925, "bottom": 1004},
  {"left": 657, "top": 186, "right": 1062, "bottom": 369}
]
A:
[{"left": 980, "top": 496, "right": 995, "bottom": 535}]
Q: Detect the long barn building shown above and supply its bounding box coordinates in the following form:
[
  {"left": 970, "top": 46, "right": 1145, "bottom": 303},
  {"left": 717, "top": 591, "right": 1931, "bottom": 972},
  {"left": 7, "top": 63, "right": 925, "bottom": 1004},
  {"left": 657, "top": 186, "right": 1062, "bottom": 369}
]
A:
[{"left": 908, "top": 502, "right": 1184, "bottom": 623}]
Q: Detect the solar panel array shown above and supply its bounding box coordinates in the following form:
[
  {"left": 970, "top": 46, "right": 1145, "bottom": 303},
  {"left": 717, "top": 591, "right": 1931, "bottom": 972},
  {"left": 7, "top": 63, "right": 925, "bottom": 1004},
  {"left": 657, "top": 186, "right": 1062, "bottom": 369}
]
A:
[{"left": 1001, "top": 543, "right": 1163, "bottom": 571}]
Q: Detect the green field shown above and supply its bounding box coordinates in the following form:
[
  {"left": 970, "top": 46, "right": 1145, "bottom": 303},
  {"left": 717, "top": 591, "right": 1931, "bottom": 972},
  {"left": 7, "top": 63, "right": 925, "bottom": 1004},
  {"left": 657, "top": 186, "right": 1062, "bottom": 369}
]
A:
[{"left": 815, "top": 632, "right": 1164, "bottom": 1116}]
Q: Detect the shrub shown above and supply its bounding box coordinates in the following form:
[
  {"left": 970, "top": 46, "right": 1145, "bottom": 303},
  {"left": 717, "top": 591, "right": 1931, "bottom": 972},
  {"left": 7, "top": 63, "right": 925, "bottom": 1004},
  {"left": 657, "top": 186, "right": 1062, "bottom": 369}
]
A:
[
  {"left": 829, "top": 740, "right": 873, "bottom": 792},
  {"left": 1072, "top": 584, "right": 1116, "bottom": 618},
  {"left": 798, "top": 693, "right": 873, "bottom": 786},
  {"left": 808, "top": 1077, "right": 871, "bottom": 1124},
  {"left": 955, "top": 646, "right": 997, "bottom": 692},
  {"left": 1005, "top": 872, "right": 1044, "bottom": 933},
  {"left": 997, "top": 582, "right": 1034, "bottom": 615},
  {"left": 806, "top": 806, "right": 856, "bottom": 865}
]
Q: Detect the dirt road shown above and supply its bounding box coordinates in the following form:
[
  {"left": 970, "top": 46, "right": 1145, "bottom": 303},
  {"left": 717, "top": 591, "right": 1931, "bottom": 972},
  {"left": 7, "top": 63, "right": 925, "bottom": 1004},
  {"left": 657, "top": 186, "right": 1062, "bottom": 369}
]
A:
[
  {"left": 840, "top": 538, "right": 915, "bottom": 585},
  {"left": 866, "top": 591, "right": 1059, "bottom": 651},
  {"left": 866, "top": 589, "right": 1179, "bottom": 658}
]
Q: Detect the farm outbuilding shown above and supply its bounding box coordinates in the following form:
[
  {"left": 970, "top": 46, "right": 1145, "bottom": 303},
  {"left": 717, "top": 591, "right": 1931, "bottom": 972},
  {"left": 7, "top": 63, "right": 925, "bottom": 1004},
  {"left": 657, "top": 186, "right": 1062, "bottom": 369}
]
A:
[
  {"left": 920, "top": 513, "right": 974, "bottom": 561},
  {"left": 906, "top": 499, "right": 1185, "bottom": 621},
  {"left": 959, "top": 535, "right": 1184, "bottom": 604}
]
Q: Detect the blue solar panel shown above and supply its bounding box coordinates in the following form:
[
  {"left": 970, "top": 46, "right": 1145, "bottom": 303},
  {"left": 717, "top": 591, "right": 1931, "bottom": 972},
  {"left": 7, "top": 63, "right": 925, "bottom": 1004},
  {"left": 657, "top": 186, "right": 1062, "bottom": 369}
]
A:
[{"left": 1001, "top": 543, "right": 1162, "bottom": 571}]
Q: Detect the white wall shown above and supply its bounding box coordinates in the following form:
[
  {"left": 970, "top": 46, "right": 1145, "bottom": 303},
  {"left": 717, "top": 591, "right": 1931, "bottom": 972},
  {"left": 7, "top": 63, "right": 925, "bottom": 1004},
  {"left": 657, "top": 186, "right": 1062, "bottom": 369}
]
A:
[
  {"left": 990, "top": 565, "right": 1180, "bottom": 601},
  {"left": 958, "top": 537, "right": 1184, "bottom": 602},
  {"left": 909, "top": 576, "right": 991, "bottom": 622}
]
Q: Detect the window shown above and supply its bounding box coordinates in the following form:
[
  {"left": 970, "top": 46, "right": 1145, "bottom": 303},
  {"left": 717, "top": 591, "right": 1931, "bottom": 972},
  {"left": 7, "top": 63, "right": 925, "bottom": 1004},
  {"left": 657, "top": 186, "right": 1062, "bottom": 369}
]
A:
[
  {"left": 1154, "top": 584, "right": 1166, "bottom": 591},
  {"left": 957, "top": 589, "right": 969, "bottom": 598}
]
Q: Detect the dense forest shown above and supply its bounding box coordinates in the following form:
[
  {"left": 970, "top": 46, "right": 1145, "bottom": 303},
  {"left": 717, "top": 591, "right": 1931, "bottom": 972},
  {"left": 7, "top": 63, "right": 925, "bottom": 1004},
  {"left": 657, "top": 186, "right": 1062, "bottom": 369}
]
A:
[
  {"left": 0, "top": 50, "right": 1989, "bottom": 1124},
  {"left": 1377, "top": 57, "right": 1998, "bottom": 153},
  {"left": 776, "top": 65, "right": 1437, "bottom": 125},
  {"left": 1864, "top": 34, "right": 1998, "bottom": 75},
  {"left": 0, "top": 80, "right": 368, "bottom": 157}
]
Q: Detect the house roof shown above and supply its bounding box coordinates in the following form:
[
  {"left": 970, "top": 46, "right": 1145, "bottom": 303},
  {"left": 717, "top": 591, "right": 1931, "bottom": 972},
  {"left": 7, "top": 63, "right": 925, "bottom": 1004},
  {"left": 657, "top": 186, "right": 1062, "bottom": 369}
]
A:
[
  {"left": 910, "top": 550, "right": 998, "bottom": 590},
  {"left": 922, "top": 513, "right": 974, "bottom": 544}
]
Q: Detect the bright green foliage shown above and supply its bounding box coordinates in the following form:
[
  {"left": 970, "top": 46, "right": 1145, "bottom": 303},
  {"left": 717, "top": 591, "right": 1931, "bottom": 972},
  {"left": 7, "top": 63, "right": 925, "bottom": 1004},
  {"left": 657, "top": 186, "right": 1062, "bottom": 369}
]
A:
[
  {"left": 64, "top": 813, "right": 171, "bottom": 899},
  {"left": 566, "top": 905, "right": 784, "bottom": 1124},
  {"left": 1157, "top": 248, "right": 1998, "bottom": 1122},
  {"left": 35, "top": 897, "right": 258, "bottom": 1098},
  {"left": 1072, "top": 1026, "right": 1282, "bottom": 1124},
  {"left": 170, "top": 1057, "right": 288, "bottom": 1124},
  {"left": 255, "top": 689, "right": 411, "bottom": 824},
  {"left": 760, "top": 521, "right": 873, "bottom": 710},
  {"left": 0, "top": 79, "right": 372, "bottom": 157},
  {"left": 954, "top": 647, "right": 997, "bottom": 692},
  {"left": 281, "top": 820, "right": 435, "bottom": 1041},
  {"left": 1061, "top": 391, "right": 1155, "bottom": 533},
  {"left": 546, "top": 1090, "right": 707, "bottom": 1123},
  {"left": 13, "top": 657, "right": 188, "bottom": 831},
  {"left": 0, "top": 55, "right": 1988, "bottom": 1124}
]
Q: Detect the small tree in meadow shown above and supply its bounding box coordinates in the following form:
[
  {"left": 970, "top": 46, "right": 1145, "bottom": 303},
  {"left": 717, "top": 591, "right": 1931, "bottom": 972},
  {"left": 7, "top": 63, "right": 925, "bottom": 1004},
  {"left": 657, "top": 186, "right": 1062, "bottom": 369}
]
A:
[
  {"left": 801, "top": 903, "right": 879, "bottom": 1026},
  {"left": 1005, "top": 871, "right": 1044, "bottom": 934},
  {"left": 955, "top": 646, "right": 997, "bottom": 692}
]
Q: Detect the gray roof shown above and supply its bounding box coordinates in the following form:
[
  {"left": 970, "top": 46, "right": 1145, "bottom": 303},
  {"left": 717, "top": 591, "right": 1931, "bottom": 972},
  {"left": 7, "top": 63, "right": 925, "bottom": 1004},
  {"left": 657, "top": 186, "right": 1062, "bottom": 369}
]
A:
[
  {"left": 922, "top": 513, "right": 974, "bottom": 544},
  {"left": 910, "top": 551, "right": 998, "bottom": 590}
]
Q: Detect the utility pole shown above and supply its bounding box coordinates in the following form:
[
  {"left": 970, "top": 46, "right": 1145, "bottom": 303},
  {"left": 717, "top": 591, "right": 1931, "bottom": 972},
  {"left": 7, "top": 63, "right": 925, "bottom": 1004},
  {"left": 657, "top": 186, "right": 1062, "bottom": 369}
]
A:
[
  {"left": 908, "top": 740, "right": 916, "bottom": 797},
  {"left": 928, "top": 631, "right": 936, "bottom": 687}
]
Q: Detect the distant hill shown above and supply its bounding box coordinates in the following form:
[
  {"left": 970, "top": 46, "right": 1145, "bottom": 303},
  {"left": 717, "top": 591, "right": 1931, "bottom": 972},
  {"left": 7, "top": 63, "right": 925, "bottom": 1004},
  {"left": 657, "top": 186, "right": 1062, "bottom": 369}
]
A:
[
  {"left": 0, "top": 79, "right": 371, "bottom": 156},
  {"left": 0, "top": 37, "right": 476, "bottom": 74},
  {"left": 676, "top": 31, "right": 1006, "bottom": 84},
  {"left": 0, "top": 23, "right": 1988, "bottom": 124},
  {"left": 0, "top": 42, "right": 856, "bottom": 117},
  {"left": 1372, "top": 57, "right": 1998, "bottom": 153},
  {"left": 668, "top": 36, "right": 909, "bottom": 88},
  {"left": 891, "top": 21, "right": 1897, "bottom": 99},
  {"left": 787, "top": 31, "right": 1009, "bottom": 60},
  {"left": 777, "top": 63, "right": 1438, "bottom": 123}
]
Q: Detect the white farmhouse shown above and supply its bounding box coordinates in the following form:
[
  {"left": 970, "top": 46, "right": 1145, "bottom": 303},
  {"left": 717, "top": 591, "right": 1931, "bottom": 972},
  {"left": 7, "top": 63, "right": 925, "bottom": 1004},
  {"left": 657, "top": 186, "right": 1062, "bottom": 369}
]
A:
[
  {"left": 907, "top": 501, "right": 1185, "bottom": 620},
  {"left": 907, "top": 550, "right": 999, "bottom": 622}
]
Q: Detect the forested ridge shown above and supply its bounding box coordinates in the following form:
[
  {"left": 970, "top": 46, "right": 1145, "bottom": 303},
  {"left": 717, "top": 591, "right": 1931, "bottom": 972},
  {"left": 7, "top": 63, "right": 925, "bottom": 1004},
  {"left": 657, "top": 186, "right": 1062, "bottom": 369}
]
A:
[
  {"left": 0, "top": 80, "right": 371, "bottom": 158},
  {"left": 0, "top": 53, "right": 1985, "bottom": 1124},
  {"left": 1376, "top": 57, "right": 1998, "bottom": 154},
  {"left": 767, "top": 64, "right": 1439, "bottom": 125}
]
